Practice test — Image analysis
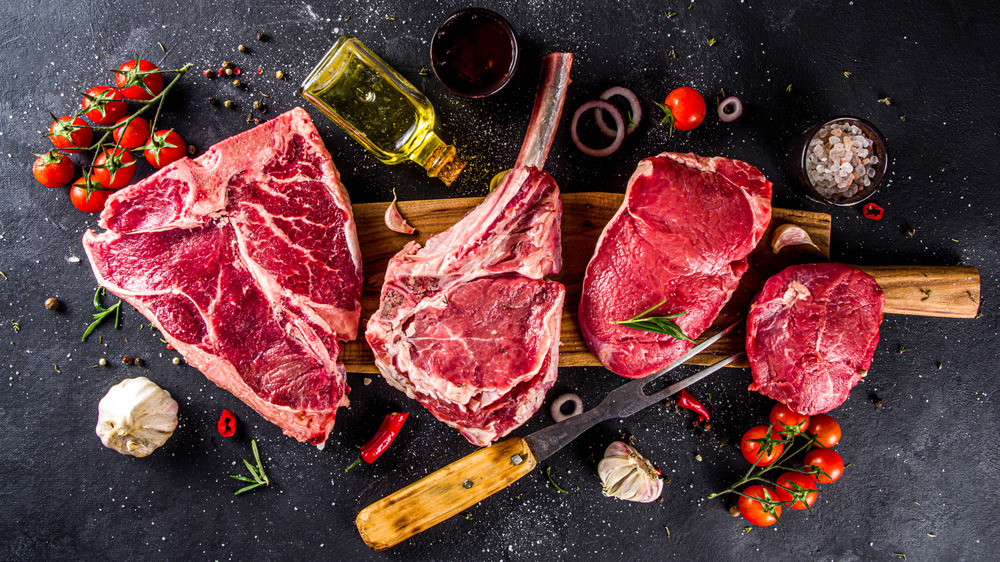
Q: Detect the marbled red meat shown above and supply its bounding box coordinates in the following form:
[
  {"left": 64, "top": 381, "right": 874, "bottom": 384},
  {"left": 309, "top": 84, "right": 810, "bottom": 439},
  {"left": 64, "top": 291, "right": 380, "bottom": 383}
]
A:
[
  {"left": 746, "top": 263, "right": 885, "bottom": 415},
  {"left": 580, "top": 152, "right": 772, "bottom": 378},
  {"left": 83, "top": 108, "right": 361, "bottom": 446},
  {"left": 366, "top": 54, "right": 572, "bottom": 446}
]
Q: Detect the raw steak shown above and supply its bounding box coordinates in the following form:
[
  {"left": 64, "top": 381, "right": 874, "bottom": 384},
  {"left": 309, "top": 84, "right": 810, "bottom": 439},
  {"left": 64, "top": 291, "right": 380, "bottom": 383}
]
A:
[
  {"left": 83, "top": 107, "right": 362, "bottom": 446},
  {"left": 746, "top": 263, "right": 885, "bottom": 415},
  {"left": 366, "top": 54, "right": 572, "bottom": 447},
  {"left": 580, "top": 153, "right": 772, "bottom": 378}
]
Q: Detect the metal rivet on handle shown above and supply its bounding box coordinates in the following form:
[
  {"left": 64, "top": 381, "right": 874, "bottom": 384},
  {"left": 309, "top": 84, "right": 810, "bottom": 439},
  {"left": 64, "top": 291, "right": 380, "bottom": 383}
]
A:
[
  {"left": 463, "top": 479, "right": 474, "bottom": 489},
  {"left": 510, "top": 454, "right": 523, "bottom": 466}
]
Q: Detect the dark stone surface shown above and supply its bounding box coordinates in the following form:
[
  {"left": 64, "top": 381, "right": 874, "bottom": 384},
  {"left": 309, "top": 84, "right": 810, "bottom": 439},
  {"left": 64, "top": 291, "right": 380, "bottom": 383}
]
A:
[{"left": 1, "top": 1, "right": 997, "bottom": 560}]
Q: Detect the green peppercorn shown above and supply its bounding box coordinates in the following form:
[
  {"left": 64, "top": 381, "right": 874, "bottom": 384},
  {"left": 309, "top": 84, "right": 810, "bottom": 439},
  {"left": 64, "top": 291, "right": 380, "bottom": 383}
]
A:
[{"left": 224, "top": 100, "right": 235, "bottom": 109}]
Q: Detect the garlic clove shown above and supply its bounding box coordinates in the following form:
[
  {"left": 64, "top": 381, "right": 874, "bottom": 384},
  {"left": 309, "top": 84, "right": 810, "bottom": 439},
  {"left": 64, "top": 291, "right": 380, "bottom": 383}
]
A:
[
  {"left": 384, "top": 188, "right": 416, "bottom": 235},
  {"left": 96, "top": 377, "right": 178, "bottom": 458},
  {"left": 771, "top": 223, "right": 821, "bottom": 254},
  {"left": 597, "top": 441, "right": 663, "bottom": 503}
]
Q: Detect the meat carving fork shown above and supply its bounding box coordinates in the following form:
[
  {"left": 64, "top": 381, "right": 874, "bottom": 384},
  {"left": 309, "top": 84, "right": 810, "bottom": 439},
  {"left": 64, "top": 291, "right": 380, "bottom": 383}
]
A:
[{"left": 356, "top": 322, "right": 743, "bottom": 550}]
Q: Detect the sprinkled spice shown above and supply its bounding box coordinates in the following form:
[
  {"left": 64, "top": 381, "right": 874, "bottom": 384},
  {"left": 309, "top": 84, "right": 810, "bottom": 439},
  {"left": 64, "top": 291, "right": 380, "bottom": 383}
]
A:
[
  {"left": 668, "top": 49, "right": 677, "bottom": 58},
  {"left": 122, "top": 355, "right": 134, "bottom": 365},
  {"left": 225, "top": 68, "right": 234, "bottom": 76},
  {"left": 257, "top": 32, "right": 267, "bottom": 41},
  {"left": 45, "top": 297, "right": 60, "bottom": 310},
  {"left": 238, "top": 44, "right": 247, "bottom": 53},
  {"left": 99, "top": 358, "right": 107, "bottom": 366},
  {"left": 253, "top": 100, "right": 263, "bottom": 110},
  {"left": 729, "top": 505, "right": 740, "bottom": 517},
  {"left": 187, "top": 145, "right": 195, "bottom": 155},
  {"left": 844, "top": 70, "right": 852, "bottom": 77},
  {"left": 208, "top": 97, "right": 217, "bottom": 105},
  {"left": 872, "top": 394, "right": 884, "bottom": 407},
  {"left": 706, "top": 38, "right": 716, "bottom": 46},
  {"left": 222, "top": 61, "right": 233, "bottom": 69},
  {"left": 224, "top": 100, "right": 235, "bottom": 109},
  {"left": 232, "top": 78, "right": 243, "bottom": 88},
  {"left": 666, "top": 11, "right": 677, "bottom": 17},
  {"left": 133, "top": 357, "right": 144, "bottom": 366},
  {"left": 275, "top": 70, "right": 285, "bottom": 80},
  {"left": 921, "top": 289, "right": 932, "bottom": 301},
  {"left": 878, "top": 97, "right": 892, "bottom": 105},
  {"left": 172, "top": 357, "right": 181, "bottom": 365},
  {"left": 905, "top": 227, "right": 917, "bottom": 237},
  {"left": 203, "top": 69, "right": 214, "bottom": 78},
  {"left": 786, "top": 84, "right": 793, "bottom": 92}
]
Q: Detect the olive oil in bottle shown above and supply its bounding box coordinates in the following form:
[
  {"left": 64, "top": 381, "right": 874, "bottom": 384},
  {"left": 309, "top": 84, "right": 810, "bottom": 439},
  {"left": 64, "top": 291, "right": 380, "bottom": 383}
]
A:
[{"left": 300, "top": 35, "right": 465, "bottom": 185}]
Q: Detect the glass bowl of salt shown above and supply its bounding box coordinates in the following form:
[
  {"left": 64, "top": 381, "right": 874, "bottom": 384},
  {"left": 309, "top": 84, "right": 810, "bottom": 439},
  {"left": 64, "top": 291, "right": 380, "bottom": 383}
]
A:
[{"left": 787, "top": 116, "right": 889, "bottom": 206}]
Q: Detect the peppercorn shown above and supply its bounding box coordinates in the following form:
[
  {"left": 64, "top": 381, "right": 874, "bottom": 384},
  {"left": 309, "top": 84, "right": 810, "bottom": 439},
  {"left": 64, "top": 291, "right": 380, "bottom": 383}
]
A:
[
  {"left": 729, "top": 505, "right": 740, "bottom": 517},
  {"left": 222, "top": 60, "right": 233, "bottom": 69},
  {"left": 702, "top": 422, "right": 712, "bottom": 431},
  {"left": 232, "top": 78, "right": 243, "bottom": 88},
  {"left": 238, "top": 44, "right": 247, "bottom": 53},
  {"left": 275, "top": 70, "right": 285, "bottom": 80},
  {"left": 203, "top": 69, "right": 214, "bottom": 78},
  {"left": 98, "top": 357, "right": 108, "bottom": 366},
  {"left": 44, "top": 297, "right": 60, "bottom": 310},
  {"left": 224, "top": 100, "right": 235, "bottom": 109},
  {"left": 134, "top": 357, "right": 144, "bottom": 366},
  {"left": 208, "top": 97, "right": 217, "bottom": 105},
  {"left": 257, "top": 32, "right": 267, "bottom": 41},
  {"left": 225, "top": 68, "right": 234, "bottom": 76},
  {"left": 187, "top": 145, "right": 196, "bottom": 155},
  {"left": 122, "top": 355, "right": 134, "bottom": 365},
  {"left": 172, "top": 357, "right": 181, "bottom": 365},
  {"left": 253, "top": 100, "right": 263, "bottom": 110}
]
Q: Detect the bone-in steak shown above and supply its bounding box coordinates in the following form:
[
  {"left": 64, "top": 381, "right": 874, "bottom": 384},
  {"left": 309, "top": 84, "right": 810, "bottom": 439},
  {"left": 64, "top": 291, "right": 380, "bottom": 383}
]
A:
[
  {"left": 746, "top": 262, "right": 885, "bottom": 415},
  {"left": 366, "top": 54, "right": 572, "bottom": 447},
  {"left": 580, "top": 152, "right": 772, "bottom": 378},
  {"left": 83, "top": 108, "right": 362, "bottom": 446}
]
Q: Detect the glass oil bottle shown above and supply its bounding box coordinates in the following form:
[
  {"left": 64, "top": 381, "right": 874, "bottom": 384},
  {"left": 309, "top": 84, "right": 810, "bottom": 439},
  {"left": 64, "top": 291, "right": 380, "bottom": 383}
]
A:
[{"left": 300, "top": 35, "right": 465, "bottom": 185}]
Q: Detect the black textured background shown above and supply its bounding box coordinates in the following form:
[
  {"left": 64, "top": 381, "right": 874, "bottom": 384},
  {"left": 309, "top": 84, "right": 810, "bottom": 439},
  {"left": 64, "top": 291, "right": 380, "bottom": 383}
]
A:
[{"left": 1, "top": 1, "right": 998, "bottom": 560}]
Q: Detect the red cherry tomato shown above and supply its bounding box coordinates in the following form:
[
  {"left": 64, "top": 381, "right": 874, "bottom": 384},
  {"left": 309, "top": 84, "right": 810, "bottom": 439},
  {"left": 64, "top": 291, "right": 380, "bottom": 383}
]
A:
[
  {"left": 70, "top": 177, "right": 111, "bottom": 214},
  {"left": 738, "top": 485, "right": 782, "bottom": 526},
  {"left": 769, "top": 403, "right": 810, "bottom": 438},
  {"left": 112, "top": 116, "right": 151, "bottom": 150},
  {"left": 48, "top": 116, "right": 93, "bottom": 153},
  {"left": 807, "top": 414, "right": 842, "bottom": 448},
  {"left": 740, "top": 425, "right": 784, "bottom": 467},
  {"left": 92, "top": 147, "right": 136, "bottom": 190},
  {"left": 774, "top": 472, "right": 819, "bottom": 510},
  {"left": 144, "top": 129, "right": 186, "bottom": 169},
  {"left": 81, "top": 86, "right": 127, "bottom": 125},
  {"left": 32, "top": 150, "right": 74, "bottom": 188},
  {"left": 804, "top": 448, "right": 845, "bottom": 484},
  {"left": 115, "top": 58, "right": 164, "bottom": 101},
  {"left": 661, "top": 86, "right": 706, "bottom": 132}
]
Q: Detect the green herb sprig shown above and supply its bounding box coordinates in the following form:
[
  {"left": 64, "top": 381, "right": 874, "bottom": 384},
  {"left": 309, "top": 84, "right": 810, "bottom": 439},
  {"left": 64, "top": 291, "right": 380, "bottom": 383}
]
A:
[
  {"left": 546, "top": 466, "right": 569, "bottom": 494},
  {"left": 82, "top": 287, "right": 121, "bottom": 342},
  {"left": 614, "top": 298, "right": 693, "bottom": 342},
  {"left": 230, "top": 440, "right": 270, "bottom": 495}
]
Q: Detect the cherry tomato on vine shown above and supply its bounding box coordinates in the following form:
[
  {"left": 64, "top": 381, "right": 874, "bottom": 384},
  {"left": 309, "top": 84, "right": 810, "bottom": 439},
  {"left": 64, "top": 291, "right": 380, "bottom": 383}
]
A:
[
  {"left": 112, "top": 116, "right": 151, "bottom": 150},
  {"left": 738, "top": 485, "right": 782, "bottom": 527},
  {"left": 48, "top": 116, "right": 93, "bottom": 153},
  {"left": 807, "top": 414, "right": 842, "bottom": 449},
  {"left": 81, "top": 86, "right": 127, "bottom": 125},
  {"left": 774, "top": 472, "right": 819, "bottom": 510},
  {"left": 659, "top": 86, "right": 706, "bottom": 133},
  {"left": 740, "top": 425, "right": 784, "bottom": 467},
  {"left": 770, "top": 403, "right": 810, "bottom": 438},
  {"left": 143, "top": 129, "right": 186, "bottom": 169},
  {"left": 32, "top": 150, "right": 74, "bottom": 188},
  {"left": 804, "top": 448, "right": 844, "bottom": 484},
  {"left": 70, "top": 177, "right": 111, "bottom": 214},
  {"left": 115, "top": 58, "right": 164, "bottom": 101},
  {"left": 92, "top": 147, "right": 136, "bottom": 190}
]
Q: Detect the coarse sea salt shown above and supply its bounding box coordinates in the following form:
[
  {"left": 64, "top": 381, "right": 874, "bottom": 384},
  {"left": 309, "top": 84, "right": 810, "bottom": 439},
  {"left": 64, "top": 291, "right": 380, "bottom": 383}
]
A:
[{"left": 805, "top": 122, "right": 878, "bottom": 200}]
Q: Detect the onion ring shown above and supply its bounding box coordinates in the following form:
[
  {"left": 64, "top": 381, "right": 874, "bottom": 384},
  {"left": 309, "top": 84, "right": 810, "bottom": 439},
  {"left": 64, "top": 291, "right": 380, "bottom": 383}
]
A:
[
  {"left": 551, "top": 393, "right": 583, "bottom": 422},
  {"left": 596, "top": 86, "right": 642, "bottom": 137},
  {"left": 717, "top": 96, "right": 743, "bottom": 122},
  {"left": 571, "top": 100, "right": 625, "bottom": 157}
]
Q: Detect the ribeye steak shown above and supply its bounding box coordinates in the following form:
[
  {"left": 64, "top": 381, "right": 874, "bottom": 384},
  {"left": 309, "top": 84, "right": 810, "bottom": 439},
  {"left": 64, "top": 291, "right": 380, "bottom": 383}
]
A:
[
  {"left": 580, "top": 152, "right": 772, "bottom": 378},
  {"left": 366, "top": 54, "right": 572, "bottom": 447},
  {"left": 83, "top": 107, "right": 362, "bottom": 446},
  {"left": 746, "top": 262, "right": 885, "bottom": 415}
]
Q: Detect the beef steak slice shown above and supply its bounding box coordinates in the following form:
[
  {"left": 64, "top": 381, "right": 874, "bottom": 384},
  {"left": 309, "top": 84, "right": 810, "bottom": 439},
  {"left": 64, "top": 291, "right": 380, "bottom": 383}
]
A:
[
  {"left": 746, "top": 262, "right": 885, "bottom": 415},
  {"left": 83, "top": 107, "right": 362, "bottom": 446},
  {"left": 580, "top": 152, "right": 772, "bottom": 378}
]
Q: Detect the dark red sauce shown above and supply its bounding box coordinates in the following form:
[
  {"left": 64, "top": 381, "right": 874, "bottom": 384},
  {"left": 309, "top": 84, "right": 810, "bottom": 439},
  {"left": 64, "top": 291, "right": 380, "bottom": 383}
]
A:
[{"left": 431, "top": 9, "right": 518, "bottom": 98}]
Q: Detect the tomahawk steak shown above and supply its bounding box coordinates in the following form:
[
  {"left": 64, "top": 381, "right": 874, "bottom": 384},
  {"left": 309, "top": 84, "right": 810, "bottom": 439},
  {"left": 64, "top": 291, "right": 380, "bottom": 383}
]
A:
[
  {"left": 580, "top": 152, "right": 772, "bottom": 378},
  {"left": 746, "top": 262, "right": 885, "bottom": 415},
  {"left": 83, "top": 107, "right": 362, "bottom": 446},
  {"left": 366, "top": 54, "right": 572, "bottom": 447}
]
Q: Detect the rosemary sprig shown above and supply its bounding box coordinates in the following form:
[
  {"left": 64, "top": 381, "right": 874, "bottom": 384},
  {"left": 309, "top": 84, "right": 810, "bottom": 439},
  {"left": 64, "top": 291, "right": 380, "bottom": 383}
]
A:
[
  {"left": 614, "top": 298, "right": 693, "bottom": 342},
  {"left": 545, "top": 466, "right": 569, "bottom": 494},
  {"left": 82, "top": 286, "right": 121, "bottom": 342},
  {"left": 230, "top": 440, "right": 270, "bottom": 495}
]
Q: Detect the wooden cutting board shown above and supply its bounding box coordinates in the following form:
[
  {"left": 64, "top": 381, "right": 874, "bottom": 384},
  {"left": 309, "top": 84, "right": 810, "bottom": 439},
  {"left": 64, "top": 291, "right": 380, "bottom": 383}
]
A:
[{"left": 340, "top": 192, "right": 980, "bottom": 373}]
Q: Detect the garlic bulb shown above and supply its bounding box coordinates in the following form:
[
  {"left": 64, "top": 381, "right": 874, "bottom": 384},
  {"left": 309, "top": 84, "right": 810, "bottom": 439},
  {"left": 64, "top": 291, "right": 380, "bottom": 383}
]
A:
[
  {"left": 771, "top": 223, "right": 820, "bottom": 254},
  {"left": 597, "top": 441, "right": 663, "bottom": 503},
  {"left": 96, "top": 377, "right": 178, "bottom": 457}
]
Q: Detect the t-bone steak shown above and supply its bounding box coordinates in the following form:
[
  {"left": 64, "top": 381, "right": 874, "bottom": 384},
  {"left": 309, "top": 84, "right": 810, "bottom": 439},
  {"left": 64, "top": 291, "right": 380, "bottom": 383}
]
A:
[
  {"left": 580, "top": 152, "right": 772, "bottom": 378},
  {"left": 365, "top": 54, "right": 572, "bottom": 447},
  {"left": 746, "top": 262, "right": 885, "bottom": 415},
  {"left": 83, "top": 107, "right": 362, "bottom": 446}
]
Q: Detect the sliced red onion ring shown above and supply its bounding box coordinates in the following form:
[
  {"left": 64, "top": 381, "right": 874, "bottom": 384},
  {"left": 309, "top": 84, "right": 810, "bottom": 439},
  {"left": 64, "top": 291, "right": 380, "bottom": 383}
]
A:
[
  {"left": 571, "top": 100, "right": 625, "bottom": 157},
  {"left": 551, "top": 393, "right": 583, "bottom": 422},
  {"left": 596, "top": 86, "right": 642, "bottom": 137},
  {"left": 718, "top": 96, "right": 743, "bottom": 122},
  {"left": 384, "top": 189, "right": 415, "bottom": 234}
]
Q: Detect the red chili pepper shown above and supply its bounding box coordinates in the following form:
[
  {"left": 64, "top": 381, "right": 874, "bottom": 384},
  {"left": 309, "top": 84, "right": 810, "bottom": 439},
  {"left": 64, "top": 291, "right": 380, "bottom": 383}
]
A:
[
  {"left": 218, "top": 409, "right": 236, "bottom": 437},
  {"left": 676, "top": 389, "right": 710, "bottom": 424},
  {"left": 862, "top": 202, "right": 884, "bottom": 221},
  {"left": 346, "top": 412, "right": 409, "bottom": 472}
]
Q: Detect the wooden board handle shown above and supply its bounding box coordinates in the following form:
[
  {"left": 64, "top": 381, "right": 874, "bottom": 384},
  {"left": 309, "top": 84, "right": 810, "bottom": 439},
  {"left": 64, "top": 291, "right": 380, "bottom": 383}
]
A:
[
  {"left": 860, "top": 265, "right": 981, "bottom": 318},
  {"left": 356, "top": 437, "right": 537, "bottom": 551}
]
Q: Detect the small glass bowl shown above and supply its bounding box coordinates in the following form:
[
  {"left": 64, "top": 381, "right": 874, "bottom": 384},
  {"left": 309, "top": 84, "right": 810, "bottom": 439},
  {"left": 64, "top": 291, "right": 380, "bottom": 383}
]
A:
[
  {"left": 787, "top": 116, "right": 889, "bottom": 206},
  {"left": 430, "top": 8, "right": 519, "bottom": 99}
]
